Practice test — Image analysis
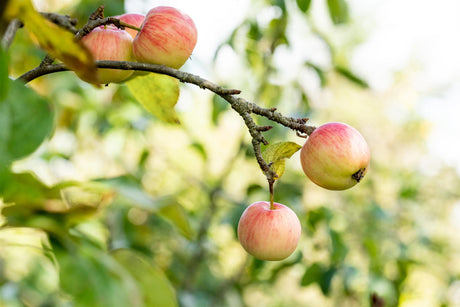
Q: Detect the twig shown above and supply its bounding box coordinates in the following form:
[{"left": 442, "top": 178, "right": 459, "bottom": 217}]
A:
[
  {"left": 75, "top": 17, "right": 141, "bottom": 40},
  {"left": 1, "top": 19, "right": 23, "bottom": 50},
  {"left": 18, "top": 60, "right": 242, "bottom": 95},
  {"left": 40, "top": 12, "right": 78, "bottom": 34},
  {"left": 89, "top": 5, "right": 105, "bottom": 20},
  {"left": 38, "top": 7, "right": 141, "bottom": 75}
]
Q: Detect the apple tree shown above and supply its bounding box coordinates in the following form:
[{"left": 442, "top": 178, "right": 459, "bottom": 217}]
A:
[{"left": 1, "top": 0, "right": 460, "bottom": 306}]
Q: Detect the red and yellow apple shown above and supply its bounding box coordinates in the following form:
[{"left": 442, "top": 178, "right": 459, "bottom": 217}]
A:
[
  {"left": 237, "top": 201, "right": 301, "bottom": 261},
  {"left": 300, "top": 122, "right": 370, "bottom": 190},
  {"left": 81, "top": 26, "right": 134, "bottom": 84},
  {"left": 115, "top": 13, "right": 145, "bottom": 39},
  {"left": 133, "top": 6, "right": 197, "bottom": 69}
]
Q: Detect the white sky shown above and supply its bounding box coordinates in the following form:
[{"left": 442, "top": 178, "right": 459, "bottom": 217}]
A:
[{"left": 346, "top": 0, "right": 460, "bottom": 171}]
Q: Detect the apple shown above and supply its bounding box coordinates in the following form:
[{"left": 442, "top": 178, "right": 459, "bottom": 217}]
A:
[
  {"left": 115, "top": 13, "right": 145, "bottom": 39},
  {"left": 133, "top": 6, "right": 197, "bottom": 69},
  {"left": 114, "top": 13, "right": 149, "bottom": 79},
  {"left": 81, "top": 26, "right": 134, "bottom": 84},
  {"left": 237, "top": 201, "right": 301, "bottom": 261},
  {"left": 300, "top": 122, "right": 370, "bottom": 190}
]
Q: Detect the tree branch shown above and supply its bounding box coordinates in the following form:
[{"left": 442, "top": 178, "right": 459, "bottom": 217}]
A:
[
  {"left": 1, "top": 13, "right": 78, "bottom": 51},
  {"left": 75, "top": 16, "right": 141, "bottom": 40},
  {"left": 11, "top": 7, "right": 316, "bottom": 184},
  {"left": 41, "top": 12, "right": 78, "bottom": 34},
  {"left": 1, "top": 18, "right": 23, "bottom": 50},
  {"left": 17, "top": 60, "right": 315, "bottom": 183}
]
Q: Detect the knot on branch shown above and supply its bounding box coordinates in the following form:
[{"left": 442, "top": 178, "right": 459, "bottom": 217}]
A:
[
  {"left": 90, "top": 5, "right": 105, "bottom": 20},
  {"left": 256, "top": 125, "right": 273, "bottom": 132},
  {"left": 41, "top": 13, "right": 78, "bottom": 33},
  {"left": 296, "top": 117, "right": 309, "bottom": 124}
]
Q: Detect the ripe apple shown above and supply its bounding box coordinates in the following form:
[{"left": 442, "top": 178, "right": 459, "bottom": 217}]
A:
[
  {"left": 81, "top": 26, "right": 134, "bottom": 84},
  {"left": 300, "top": 122, "right": 370, "bottom": 190},
  {"left": 237, "top": 201, "right": 301, "bottom": 261},
  {"left": 115, "top": 13, "right": 145, "bottom": 39},
  {"left": 133, "top": 6, "right": 197, "bottom": 69}
]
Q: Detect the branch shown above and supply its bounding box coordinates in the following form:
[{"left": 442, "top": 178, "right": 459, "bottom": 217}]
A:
[
  {"left": 1, "top": 13, "right": 78, "bottom": 51},
  {"left": 1, "top": 19, "right": 23, "bottom": 50},
  {"left": 17, "top": 60, "right": 315, "bottom": 183},
  {"left": 41, "top": 12, "right": 78, "bottom": 34},
  {"left": 18, "top": 60, "right": 241, "bottom": 95},
  {"left": 75, "top": 17, "right": 141, "bottom": 40},
  {"left": 11, "top": 7, "right": 310, "bottom": 184}
]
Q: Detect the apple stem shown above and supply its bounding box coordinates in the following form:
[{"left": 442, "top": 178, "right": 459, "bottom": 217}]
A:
[
  {"left": 118, "top": 21, "right": 141, "bottom": 32},
  {"left": 269, "top": 179, "right": 275, "bottom": 210}
]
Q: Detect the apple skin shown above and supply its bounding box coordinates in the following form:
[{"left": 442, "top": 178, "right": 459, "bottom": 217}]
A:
[
  {"left": 237, "top": 201, "right": 301, "bottom": 261},
  {"left": 300, "top": 122, "right": 370, "bottom": 190},
  {"left": 81, "top": 26, "right": 134, "bottom": 84},
  {"left": 133, "top": 6, "right": 197, "bottom": 69},
  {"left": 115, "top": 13, "right": 145, "bottom": 39}
]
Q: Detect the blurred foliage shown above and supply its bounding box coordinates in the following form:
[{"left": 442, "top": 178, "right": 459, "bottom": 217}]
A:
[
  {"left": 0, "top": 80, "right": 54, "bottom": 165},
  {"left": 2, "top": 0, "right": 460, "bottom": 306},
  {"left": 5, "top": 0, "right": 99, "bottom": 84},
  {"left": 126, "top": 73, "right": 180, "bottom": 124}
]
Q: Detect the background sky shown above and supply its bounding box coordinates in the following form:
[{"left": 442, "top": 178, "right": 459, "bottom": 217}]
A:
[{"left": 348, "top": 0, "right": 460, "bottom": 173}]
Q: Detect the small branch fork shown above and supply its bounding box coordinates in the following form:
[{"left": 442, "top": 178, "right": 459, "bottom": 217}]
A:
[{"left": 7, "top": 6, "right": 316, "bottom": 189}]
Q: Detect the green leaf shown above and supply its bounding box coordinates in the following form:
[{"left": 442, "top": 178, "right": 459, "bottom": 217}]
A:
[
  {"left": 0, "top": 80, "right": 54, "bottom": 164},
  {"left": 0, "top": 47, "right": 8, "bottom": 101},
  {"left": 272, "top": 0, "right": 287, "bottom": 12},
  {"left": 0, "top": 172, "right": 109, "bottom": 231},
  {"left": 305, "top": 62, "right": 327, "bottom": 87},
  {"left": 112, "top": 249, "right": 179, "bottom": 307},
  {"left": 58, "top": 247, "right": 140, "bottom": 307},
  {"left": 99, "top": 175, "right": 162, "bottom": 211},
  {"left": 99, "top": 176, "right": 194, "bottom": 239},
  {"left": 329, "top": 229, "right": 348, "bottom": 264},
  {"left": 307, "top": 206, "right": 333, "bottom": 232},
  {"left": 327, "top": 0, "right": 349, "bottom": 24},
  {"left": 211, "top": 95, "right": 229, "bottom": 125},
  {"left": 301, "top": 262, "right": 337, "bottom": 295},
  {"left": 1, "top": 171, "right": 61, "bottom": 207},
  {"left": 301, "top": 262, "right": 323, "bottom": 287},
  {"left": 158, "top": 202, "right": 195, "bottom": 240},
  {"left": 262, "top": 141, "right": 302, "bottom": 179},
  {"left": 248, "top": 21, "right": 262, "bottom": 41},
  {"left": 319, "top": 266, "right": 337, "bottom": 295},
  {"left": 335, "top": 66, "right": 369, "bottom": 88},
  {"left": 296, "top": 0, "right": 312, "bottom": 13},
  {"left": 126, "top": 73, "right": 180, "bottom": 124},
  {"left": 190, "top": 141, "right": 207, "bottom": 160}
]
